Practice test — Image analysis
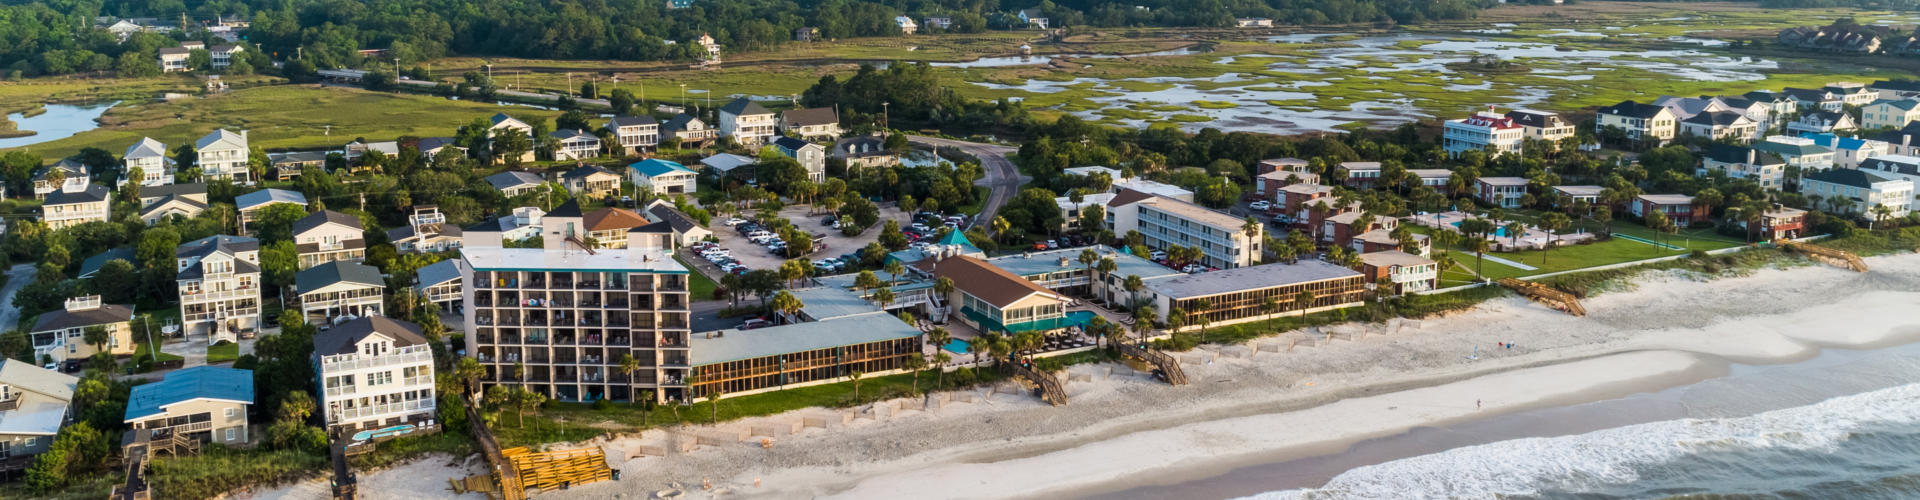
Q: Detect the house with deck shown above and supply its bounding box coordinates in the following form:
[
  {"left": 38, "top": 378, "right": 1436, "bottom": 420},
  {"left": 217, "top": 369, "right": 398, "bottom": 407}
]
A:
[
  {"left": 28, "top": 296, "right": 134, "bottom": 363},
  {"left": 124, "top": 366, "right": 254, "bottom": 447},
  {"left": 124, "top": 137, "right": 175, "bottom": 186},
  {"left": 42, "top": 184, "right": 111, "bottom": 229},
  {"left": 176, "top": 235, "right": 263, "bottom": 343},
  {"left": 0, "top": 360, "right": 79, "bottom": 473},
  {"left": 772, "top": 136, "right": 827, "bottom": 182},
  {"left": 294, "top": 210, "right": 367, "bottom": 269},
  {"left": 313, "top": 316, "right": 437, "bottom": 431},
  {"left": 717, "top": 98, "right": 776, "bottom": 147},
  {"left": 1632, "top": 194, "right": 1699, "bottom": 225},
  {"left": 196, "top": 129, "right": 252, "bottom": 184},
  {"left": 603, "top": 116, "right": 660, "bottom": 155},
  {"left": 295, "top": 261, "right": 386, "bottom": 325},
  {"left": 631, "top": 159, "right": 698, "bottom": 195}
]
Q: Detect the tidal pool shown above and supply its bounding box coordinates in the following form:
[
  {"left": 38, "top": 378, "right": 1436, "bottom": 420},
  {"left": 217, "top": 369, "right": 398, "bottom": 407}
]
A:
[{"left": 0, "top": 102, "right": 117, "bottom": 149}]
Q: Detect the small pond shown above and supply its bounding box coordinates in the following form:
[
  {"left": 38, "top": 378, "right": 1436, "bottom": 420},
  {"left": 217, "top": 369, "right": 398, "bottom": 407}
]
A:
[{"left": 0, "top": 102, "right": 118, "bottom": 149}]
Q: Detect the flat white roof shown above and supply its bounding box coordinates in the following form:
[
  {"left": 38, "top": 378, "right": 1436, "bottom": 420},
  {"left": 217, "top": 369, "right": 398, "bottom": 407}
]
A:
[
  {"left": 462, "top": 247, "right": 687, "bottom": 274},
  {"left": 1114, "top": 178, "right": 1193, "bottom": 198}
]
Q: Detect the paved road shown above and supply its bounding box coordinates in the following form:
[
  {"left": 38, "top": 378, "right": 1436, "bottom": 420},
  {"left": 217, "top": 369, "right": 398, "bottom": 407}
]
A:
[
  {"left": 908, "top": 135, "right": 1026, "bottom": 227},
  {"left": 0, "top": 264, "right": 35, "bottom": 331}
]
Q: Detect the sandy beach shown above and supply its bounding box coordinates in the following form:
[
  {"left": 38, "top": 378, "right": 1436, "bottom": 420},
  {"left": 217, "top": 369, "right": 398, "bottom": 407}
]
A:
[{"left": 257, "top": 253, "right": 1920, "bottom": 500}]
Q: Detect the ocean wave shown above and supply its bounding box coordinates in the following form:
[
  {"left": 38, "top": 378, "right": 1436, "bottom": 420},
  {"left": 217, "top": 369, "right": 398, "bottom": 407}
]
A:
[{"left": 1245, "top": 383, "right": 1920, "bottom": 500}]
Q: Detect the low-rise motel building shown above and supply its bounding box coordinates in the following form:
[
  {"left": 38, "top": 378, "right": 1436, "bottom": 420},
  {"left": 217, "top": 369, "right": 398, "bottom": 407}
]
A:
[{"left": 1137, "top": 260, "right": 1369, "bottom": 328}]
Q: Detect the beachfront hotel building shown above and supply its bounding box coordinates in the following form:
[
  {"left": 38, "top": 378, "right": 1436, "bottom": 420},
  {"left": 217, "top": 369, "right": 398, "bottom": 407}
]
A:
[
  {"left": 924, "top": 255, "right": 1072, "bottom": 336},
  {"left": 687, "top": 311, "right": 920, "bottom": 399},
  {"left": 1138, "top": 260, "right": 1368, "bottom": 328},
  {"left": 1106, "top": 189, "right": 1261, "bottom": 269},
  {"left": 313, "top": 316, "right": 436, "bottom": 432},
  {"left": 462, "top": 243, "right": 696, "bottom": 404}
]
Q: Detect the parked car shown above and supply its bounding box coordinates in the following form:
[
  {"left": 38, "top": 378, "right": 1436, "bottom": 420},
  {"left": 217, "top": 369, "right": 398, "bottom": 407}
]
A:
[
  {"left": 739, "top": 318, "right": 772, "bottom": 330},
  {"left": 1249, "top": 201, "right": 1271, "bottom": 211},
  {"left": 1150, "top": 250, "right": 1168, "bottom": 260},
  {"left": 1182, "top": 264, "right": 1206, "bottom": 273},
  {"left": 724, "top": 217, "right": 747, "bottom": 226},
  {"left": 822, "top": 216, "right": 837, "bottom": 227},
  {"left": 910, "top": 223, "right": 931, "bottom": 233}
]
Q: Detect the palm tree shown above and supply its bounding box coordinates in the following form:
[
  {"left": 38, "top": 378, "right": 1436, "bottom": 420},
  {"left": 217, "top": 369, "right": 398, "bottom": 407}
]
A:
[
  {"left": 884, "top": 260, "right": 906, "bottom": 285},
  {"left": 1871, "top": 204, "right": 1893, "bottom": 230},
  {"left": 1537, "top": 212, "right": 1570, "bottom": 266},
  {"left": 854, "top": 270, "right": 882, "bottom": 293},
  {"left": 1078, "top": 248, "right": 1099, "bottom": 296},
  {"left": 873, "top": 287, "right": 895, "bottom": 310},
  {"left": 1123, "top": 274, "right": 1144, "bottom": 310},
  {"left": 618, "top": 353, "right": 640, "bottom": 387},
  {"left": 1294, "top": 290, "right": 1316, "bottom": 320},
  {"left": 848, "top": 370, "right": 866, "bottom": 401},
  {"left": 1242, "top": 216, "right": 1262, "bottom": 258},
  {"left": 933, "top": 276, "right": 956, "bottom": 310},
  {"left": 706, "top": 386, "right": 725, "bottom": 423},
  {"left": 903, "top": 355, "right": 927, "bottom": 393},
  {"left": 1432, "top": 229, "right": 1459, "bottom": 259},
  {"left": 1261, "top": 296, "right": 1280, "bottom": 333},
  {"left": 932, "top": 352, "right": 952, "bottom": 389},
  {"left": 770, "top": 290, "right": 805, "bottom": 323},
  {"left": 991, "top": 216, "right": 1014, "bottom": 244},
  {"left": 1165, "top": 307, "right": 1187, "bottom": 334},
  {"left": 1470, "top": 237, "right": 1492, "bottom": 277},
  {"left": 1503, "top": 221, "right": 1526, "bottom": 249},
  {"left": 1094, "top": 258, "right": 1117, "bottom": 304},
  {"left": 1131, "top": 306, "right": 1158, "bottom": 344}
]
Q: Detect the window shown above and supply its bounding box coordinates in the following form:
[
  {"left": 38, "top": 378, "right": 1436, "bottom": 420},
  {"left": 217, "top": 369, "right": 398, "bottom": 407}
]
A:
[
  {"left": 225, "top": 428, "right": 237, "bottom": 441},
  {"left": 225, "top": 407, "right": 237, "bottom": 419}
]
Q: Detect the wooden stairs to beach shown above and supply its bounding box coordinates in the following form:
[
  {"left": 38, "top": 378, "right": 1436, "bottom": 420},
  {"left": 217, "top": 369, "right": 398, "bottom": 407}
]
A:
[
  {"left": 1496, "top": 278, "right": 1586, "bottom": 317},
  {"left": 1780, "top": 240, "right": 1868, "bottom": 272},
  {"left": 501, "top": 446, "right": 614, "bottom": 493},
  {"left": 1116, "top": 343, "right": 1188, "bottom": 386},
  {"left": 1009, "top": 362, "right": 1068, "bottom": 406}
]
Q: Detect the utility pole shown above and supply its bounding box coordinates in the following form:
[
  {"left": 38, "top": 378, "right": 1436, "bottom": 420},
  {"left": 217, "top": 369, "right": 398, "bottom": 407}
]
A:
[{"left": 883, "top": 101, "right": 890, "bottom": 136}]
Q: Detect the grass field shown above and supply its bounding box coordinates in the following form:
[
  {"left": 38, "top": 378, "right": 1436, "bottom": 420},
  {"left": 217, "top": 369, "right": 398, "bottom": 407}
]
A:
[
  {"left": 7, "top": 85, "right": 562, "bottom": 160},
  {"left": 677, "top": 256, "right": 720, "bottom": 302},
  {"left": 207, "top": 341, "right": 239, "bottom": 364},
  {"left": 1420, "top": 211, "right": 1748, "bottom": 283}
]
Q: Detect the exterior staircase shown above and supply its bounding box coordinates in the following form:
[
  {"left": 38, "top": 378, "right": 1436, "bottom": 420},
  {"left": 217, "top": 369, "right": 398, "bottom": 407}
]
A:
[{"left": 1117, "top": 342, "right": 1188, "bottom": 386}]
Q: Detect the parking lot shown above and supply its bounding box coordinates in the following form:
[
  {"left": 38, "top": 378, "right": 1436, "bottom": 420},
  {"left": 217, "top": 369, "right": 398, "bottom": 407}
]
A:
[{"left": 699, "top": 204, "right": 915, "bottom": 273}]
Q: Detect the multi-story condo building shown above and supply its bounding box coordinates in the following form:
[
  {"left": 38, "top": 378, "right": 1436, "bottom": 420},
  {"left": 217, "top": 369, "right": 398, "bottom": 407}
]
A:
[
  {"left": 195, "top": 129, "right": 251, "bottom": 184},
  {"left": 295, "top": 261, "right": 386, "bottom": 325},
  {"left": 124, "top": 137, "right": 175, "bottom": 186},
  {"left": 603, "top": 116, "right": 660, "bottom": 155},
  {"left": 1506, "top": 109, "right": 1576, "bottom": 144},
  {"left": 1596, "top": 100, "right": 1678, "bottom": 144},
  {"left": 1702, "top": 145, "right": 1787, "bottom": 190},
  {"left": 1139, "top": 260, "right": 1368, "bottom": 328},
  {"left": 1802, "top": 169, "right": 1913, "bottom": 218},
  {"left": 176, "top": 235, "right": 262, "bottom": 343},
  {"left": 294, "top": 210, "right": 366, "bottom": 269},
  {"left": 1862, "top": 98, "right": 1920, "bottom": 130},
  {"left": 1855, "top": 155, "right": 1920, "bottom": 210},
  {"left": 0, "top": 360, "right": 78, "bottom": 469},
  {"left": 42, "top": 184, "right": 111, "bottom": 229},
  {"left": 779, "top": 107, "right": 841, "bottom": 140},
  {"left": 1752, "top": 136, "right": 1837, "bottom": 171},
  {"left": 1106, "top": 189, "right": 1261, "bottom": 268},
  {"left": 1680, "top": 110, "right": 1759, "bottom": 142},
  {"left": 124, "top": 366, "right": 253, "bottom": 446},
  {"left": 1443, "top": 110, "right": 1524, "bottom": 158},
  {"left": 718, "top": 98, "right": 776, "bottom": 147},
  {"left": 28, "top": 296, "right": 134, "bottom": 363},
  {"left": 313, "top": 316, "right": 436, "bottom": 431},
  {"left": 33, "top": 160, "right": 90, "bottom": 199},
  {"left": 462, "top": 241, "right": 696, "bottom": 403},
  {"left": 1474, "top": 177, "right": 1529, "bottom": 209}
]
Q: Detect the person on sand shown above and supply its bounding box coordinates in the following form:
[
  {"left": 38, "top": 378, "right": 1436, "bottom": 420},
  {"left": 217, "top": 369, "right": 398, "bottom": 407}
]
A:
[{"left": 1476, "top": 399, "right": 1482, "bottom": 410}]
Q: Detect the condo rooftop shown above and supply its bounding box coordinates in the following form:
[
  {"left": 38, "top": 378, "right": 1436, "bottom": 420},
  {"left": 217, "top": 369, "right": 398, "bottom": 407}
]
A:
[
  {"left": 1146, "top": 260, "right": 1362, "bottom": 300},
  {"left": 689, "top": 312, "right": 920, "bottom": 366},
  {"left": 462, "top": 247, "right": 687, "bottom": 274}
]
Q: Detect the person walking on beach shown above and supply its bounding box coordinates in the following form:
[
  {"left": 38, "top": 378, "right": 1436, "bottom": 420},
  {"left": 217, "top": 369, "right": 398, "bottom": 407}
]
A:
[{"left": 1476, "top": 399, "right": 1482, "bottom": 410}]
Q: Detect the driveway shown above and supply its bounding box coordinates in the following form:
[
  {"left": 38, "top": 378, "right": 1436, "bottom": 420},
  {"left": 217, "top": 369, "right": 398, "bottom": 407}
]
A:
[
  {"left": 0, "top": 264, "right": 33, "bottom": 331},
  {"left": 907, "top": 135, "right": 1027, "bottom": 226}
]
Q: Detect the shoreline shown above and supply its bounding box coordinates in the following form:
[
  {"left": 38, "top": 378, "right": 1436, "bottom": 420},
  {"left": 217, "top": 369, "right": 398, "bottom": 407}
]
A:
[{"left": 257, "top": 253, "right": 1920, "bottom": 500}]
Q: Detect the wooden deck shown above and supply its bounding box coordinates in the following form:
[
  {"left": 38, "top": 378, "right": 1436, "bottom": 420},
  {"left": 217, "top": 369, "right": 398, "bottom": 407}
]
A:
[{"left": 1498, "top": 278, "right": 1587, "bottom": 316}]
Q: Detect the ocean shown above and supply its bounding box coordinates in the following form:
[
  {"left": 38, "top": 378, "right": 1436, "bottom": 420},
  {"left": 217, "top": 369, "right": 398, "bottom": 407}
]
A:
[
  {"left": 1087, "top": 341, "right": 1920, "bottom": 500},
  {"left": 1252, "top": 382, "right": 1920, "bottom": 500}
]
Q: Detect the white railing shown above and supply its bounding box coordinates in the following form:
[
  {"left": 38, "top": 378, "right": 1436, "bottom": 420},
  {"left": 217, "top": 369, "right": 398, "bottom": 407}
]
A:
[
  {"left": 181, "top": 287, "right": 257, "bottom": 302},
  {"left": 325, "top": 385, "right": 357, "bottom": 397},
  {"left": 302, "top": 295, "right": 382, "bottom": 309},
  {"left": 184, "top": 307, "right": 258, "bottom": 322},
  {"left": 320, "top": 350, "right": 433, "bottom": 373},
  {"left": 330, "top": 400, "right": 435, "bottom": 422},
  {"left": 403, "top": 375, "right": 433, "bottom": 387}
]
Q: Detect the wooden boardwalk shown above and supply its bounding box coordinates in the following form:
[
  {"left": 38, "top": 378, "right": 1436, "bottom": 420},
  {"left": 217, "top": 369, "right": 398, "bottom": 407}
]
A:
[
  {"left": 1498, "top": 278, "right": 1587, "bottom": 316},
  {"left": 1009, "top": 362, "right": 1068, "bottom": 406}
]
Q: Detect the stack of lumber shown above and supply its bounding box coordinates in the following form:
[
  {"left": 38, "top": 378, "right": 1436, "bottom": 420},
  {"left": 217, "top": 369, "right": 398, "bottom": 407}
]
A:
[{"left": 501, "top": 446, "right": 614, "bottom": 492}]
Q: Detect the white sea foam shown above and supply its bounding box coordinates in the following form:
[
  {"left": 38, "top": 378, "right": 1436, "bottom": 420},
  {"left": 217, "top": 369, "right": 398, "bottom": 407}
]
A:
[{"left": 1244, "top": 382, "right": 1920, "bottom": 500}]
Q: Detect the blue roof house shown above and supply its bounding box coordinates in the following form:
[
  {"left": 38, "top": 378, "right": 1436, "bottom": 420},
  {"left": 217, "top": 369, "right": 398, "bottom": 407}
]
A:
[
  {"left": 124, "top": 366, "right": 255, "bottom": 446},
  {"left": 630, "top": 158, "right": 698, "bottom": 195}
]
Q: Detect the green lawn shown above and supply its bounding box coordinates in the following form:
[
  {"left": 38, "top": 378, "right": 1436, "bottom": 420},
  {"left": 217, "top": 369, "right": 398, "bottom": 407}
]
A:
[
  {"left": 1419, "top": 212, "right": 1750, "bottom": 281},
  {"left": 207, "top": 342, "right": 239, "bottom": 364},
  {"left": 676, "top": 256, "right": 720, "bottom": 302}
]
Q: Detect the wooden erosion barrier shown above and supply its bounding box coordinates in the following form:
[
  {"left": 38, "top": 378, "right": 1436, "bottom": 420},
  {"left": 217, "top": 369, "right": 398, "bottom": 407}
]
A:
[
  {"left": 1116, "top": 342, "right": 1188, "bottom": 385},
  {"left": 1497, "top": 278, "right": 1587, "bottom": 316},
  {"left": 1781, "top": 240, "right": 1868, "bottom": 272}
]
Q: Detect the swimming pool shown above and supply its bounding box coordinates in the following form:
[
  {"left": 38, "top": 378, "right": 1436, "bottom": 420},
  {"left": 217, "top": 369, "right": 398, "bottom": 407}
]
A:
[
  {"left": 351, "top": 423, "right": 417, "bottom": 442},
  {"left": 1450, "top": 221, "right": 1509, "bottom": 237},
  {"left": 942, "top": 339, "right": 970, "bottom": 354}
]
